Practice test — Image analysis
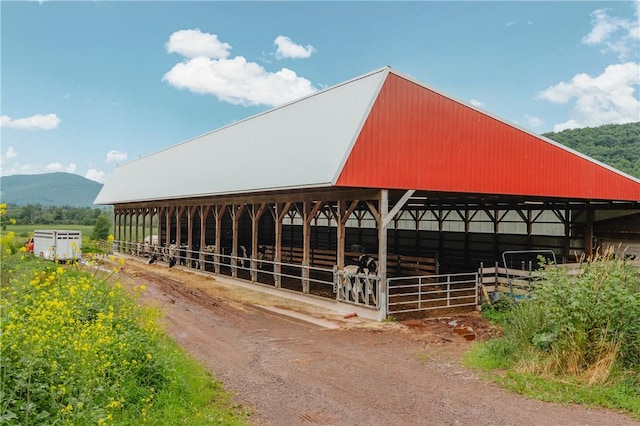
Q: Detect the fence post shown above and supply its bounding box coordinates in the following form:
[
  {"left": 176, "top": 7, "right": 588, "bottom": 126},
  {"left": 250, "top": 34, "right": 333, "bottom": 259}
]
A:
[
  {"left": 474, "top": 272, "right": 479, "bottom": 309},
  {"left": 274, "top": 257, "right": 281, "bottom": 288},
  {"left": 478, "top": 262, "right": 484, "bottom": 306},
  {"left": 250, "top": 255, "right": 257, "bottom": 282},
  {"left": 302, "top": 261, "right": 309, "bottom": 294}
]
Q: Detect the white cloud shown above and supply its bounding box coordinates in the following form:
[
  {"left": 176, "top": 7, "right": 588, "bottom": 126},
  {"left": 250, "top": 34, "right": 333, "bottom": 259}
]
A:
[
  {"left": 85, "top": 168, "right": 106, "bottom": 183},
  {"left": 44, "top": 162, "right": 64, "bottom": 172},
  {"left": 1, "top": 146, "right": 18, "bottom": 164},
  {"left": 582, "top": 3, "right": 640, "bottom": 60},
  {"left": 166, "top": 28, "right": 231, "bottom": 59},
  {"left": 538, "top": 62, "right": 640, "bottom": 132},
  {"left": 524, "top": 115, "right": 544, "bottom": 128},
  {"left": 274, "top": 36, "right": 316, "bottom": 59},
  {"left": 163, "top": 29, "right": 317, "bottom": 107},
  {"left": 2, "top": 164, "right": 33, "bottom": 176},
  {"left": 105, "top": 150, "right": 128, "bottom": 164},
  {"left": 44, "top": 162, "right": 76, "bottom": 173},
  {"left": 507, "top": 20, "right": 533, "bottom": 27},
  {"left": 469, "top": 99, "right": 485, "bottom": 108},
  {"left": 0, "top": 113, "right": 61, "bottom": 130}
]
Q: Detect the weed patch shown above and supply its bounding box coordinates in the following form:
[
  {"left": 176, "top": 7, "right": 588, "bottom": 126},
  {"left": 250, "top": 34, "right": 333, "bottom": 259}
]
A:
[
  {"left": 0, "top": 248, "right": 248, "bottom": 425},
  {"left": 466, "top": 255, "right": 640, "bottom": 419}
]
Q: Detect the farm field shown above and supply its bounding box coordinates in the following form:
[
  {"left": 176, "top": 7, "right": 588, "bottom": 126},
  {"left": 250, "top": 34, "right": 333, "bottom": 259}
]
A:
[
  {"left": 107, "top": 254, "right": 639, "bottom": 426},
  {"left": 5, "top": 224, "right": 94, "bottom": 242}
]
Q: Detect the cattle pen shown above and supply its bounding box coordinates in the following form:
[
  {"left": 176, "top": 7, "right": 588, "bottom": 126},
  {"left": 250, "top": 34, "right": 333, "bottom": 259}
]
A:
[{"left": 95, "top": 66, "right": 640, "bottom": 321}]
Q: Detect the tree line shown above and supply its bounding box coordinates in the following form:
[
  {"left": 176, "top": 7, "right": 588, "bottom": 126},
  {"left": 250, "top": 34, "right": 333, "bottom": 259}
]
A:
[
  {"left": 5, "top": 204, "right": 112, "bottom": 226},
  {"left": 543, "top": 122, "right": 640, "bottom": 178}
]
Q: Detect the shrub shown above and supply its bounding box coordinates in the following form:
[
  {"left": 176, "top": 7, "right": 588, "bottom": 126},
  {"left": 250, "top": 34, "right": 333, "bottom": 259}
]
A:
[
  {"left": 531, "top": 255, "right": 640, "bottom": 380},
  {"left": 92, "top": 214, "right": 112, "bottom": 241},
  {"left": 466, "top": 255, "right": 640, "bottom": 418},
  {"left": 484, "top": 254, "right": 640, "bottom": 384}
]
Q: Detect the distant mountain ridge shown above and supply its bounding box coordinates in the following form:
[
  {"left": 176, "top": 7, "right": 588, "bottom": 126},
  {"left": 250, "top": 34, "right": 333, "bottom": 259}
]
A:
[{"left": 0, "top": 172, "right": 103, "bottom": 207}]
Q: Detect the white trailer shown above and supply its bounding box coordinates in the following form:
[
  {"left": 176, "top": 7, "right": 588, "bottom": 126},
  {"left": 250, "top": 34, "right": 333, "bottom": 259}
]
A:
[{"left": 33, "top": 230, "right": 82, "bottom": 262}]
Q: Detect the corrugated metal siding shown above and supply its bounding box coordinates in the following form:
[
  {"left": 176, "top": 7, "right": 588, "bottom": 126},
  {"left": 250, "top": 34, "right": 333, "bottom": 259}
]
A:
[{"left": 336, "top": 73, "right": 640, "bottom": 201}]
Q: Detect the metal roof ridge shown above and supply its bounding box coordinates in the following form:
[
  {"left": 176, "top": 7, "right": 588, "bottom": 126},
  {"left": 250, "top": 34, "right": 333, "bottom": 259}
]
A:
[{"left": 330, "top": 67, "right": 391, "bottom": 185}]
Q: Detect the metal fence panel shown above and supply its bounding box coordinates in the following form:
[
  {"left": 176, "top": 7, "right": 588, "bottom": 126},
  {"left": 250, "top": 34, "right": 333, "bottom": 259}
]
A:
[{"left": 387, "top": 272, "right": 478, "bottom": 315}]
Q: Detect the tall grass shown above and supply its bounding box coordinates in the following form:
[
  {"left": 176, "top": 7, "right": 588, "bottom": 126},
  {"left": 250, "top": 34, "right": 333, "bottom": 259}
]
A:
[
  {"left": 466, "top": 252, "right": 640, "bottom": 417},
  {"left": 0, "top": 232, "right": 249, "bottom": 425}
]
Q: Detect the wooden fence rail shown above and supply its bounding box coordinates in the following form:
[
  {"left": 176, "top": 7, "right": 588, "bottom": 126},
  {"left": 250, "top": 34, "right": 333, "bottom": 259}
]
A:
[{"left": 260, "top": 245, "right": 438, "bottom": 276}]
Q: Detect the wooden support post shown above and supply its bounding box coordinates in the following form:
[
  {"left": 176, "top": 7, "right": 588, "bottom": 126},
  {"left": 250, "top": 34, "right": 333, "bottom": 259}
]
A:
[
  {"left": 272, "top": 202, "right": 291, "bottom": 288},
  {"left": 301, "top": 200, "right": 323, "bottom": 293},
  {"left": 585, "top": 205, "right": 594, "bottom": 258},
  {"left": 115, "top": 210, "right": 121, "bottom": 251},
  {"left": 165, "top": 207, "right": 171, "bottom": 248},
  {"left": 378, "top": 190, "right": 389, "bottom": 320},
  {"left": 526, "top": 210, "right": 533, "bottom": 250},
  {"left": 128, "top": 210, "right": 133, "bottom": 248},
  {"left": 250, "top": 203, "right": 267, "bottom": 282},
  {"left": 187, "top": 206, "right": 196, "bottom": 267},
  {"left": 134, "top": 209, "right": 139, "bottom": 246},
  {"left": 199, "top": 205, "right": 210, "bottom": 270},
  {"left": 175, "top": 206, "right": 185, "bottom": 246},
  {"left": 230, "top": 204, "right": 245, "bottom": 278},
  {"left": 157, "top": 207, "right": 164, "bottom": 247},
  {"left": 552, "top": 208, "right": 571, "bottom": 263},
  {"left": 302, "top": 201, "right": 311, "bottom": 293},
  {"left": 214, "top": 205, "right": 226, "bottom": 274},
  {"left": 336, "top": 201, "right": 346, "bottom": 269},
  {"left": 149, "top": 208, "right": 155, "bottom": 250},
  {"left": 141, "top": 209, "right": 146, "bottom": 250}
]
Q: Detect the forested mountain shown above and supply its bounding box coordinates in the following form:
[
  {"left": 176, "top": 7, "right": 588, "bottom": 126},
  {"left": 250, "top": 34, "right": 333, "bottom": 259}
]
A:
[
  {"left": 0, "top": 172, "right": 103, "bottom": 207},
  {"left": 542, "top": 122, "right": 640, "bottom": 178}
]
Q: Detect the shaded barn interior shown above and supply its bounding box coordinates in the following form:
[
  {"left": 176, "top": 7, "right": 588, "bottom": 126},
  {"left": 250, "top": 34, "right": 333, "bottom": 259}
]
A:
[{"left": 116, "top": 191, "right": 638, "bottom": 275}]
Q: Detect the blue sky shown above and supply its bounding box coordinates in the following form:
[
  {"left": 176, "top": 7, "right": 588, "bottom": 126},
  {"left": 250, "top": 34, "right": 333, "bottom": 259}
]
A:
[{"left": 1, "top": 1, "right": 639, "bottom": 184}]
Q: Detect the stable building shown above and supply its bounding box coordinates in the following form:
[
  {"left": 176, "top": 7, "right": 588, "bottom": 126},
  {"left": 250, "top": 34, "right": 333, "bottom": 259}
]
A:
[{"left": 95, "top": 66, "right": 640, "bottom": 320}]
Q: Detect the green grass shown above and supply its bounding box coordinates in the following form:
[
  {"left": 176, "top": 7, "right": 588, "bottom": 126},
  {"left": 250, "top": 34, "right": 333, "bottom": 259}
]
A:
[
  {"left": 464, "top": 346, "right": 640, "bottom": 418},
  {"left": 0, "top": 237, "right": 250, "bottom": 425},
  {"left": 5, "top": 223, "right": 94, "bottom": 238}
]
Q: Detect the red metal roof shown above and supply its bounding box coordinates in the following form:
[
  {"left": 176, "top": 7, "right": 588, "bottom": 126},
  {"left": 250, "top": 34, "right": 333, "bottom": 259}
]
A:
[{"left": 336, "top": 71, "right": 640, "bottom": 201}]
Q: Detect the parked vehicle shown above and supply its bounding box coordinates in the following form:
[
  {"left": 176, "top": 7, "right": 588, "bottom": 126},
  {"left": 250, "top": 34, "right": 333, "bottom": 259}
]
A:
[{"left": 32, "top": 230, "right": 82, "bottom": 262}]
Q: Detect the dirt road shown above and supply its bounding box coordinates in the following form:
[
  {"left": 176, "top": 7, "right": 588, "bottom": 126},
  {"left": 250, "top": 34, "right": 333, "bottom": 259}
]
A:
[{"left": 114, "top": 256, "right": 638, "bottom": 426}]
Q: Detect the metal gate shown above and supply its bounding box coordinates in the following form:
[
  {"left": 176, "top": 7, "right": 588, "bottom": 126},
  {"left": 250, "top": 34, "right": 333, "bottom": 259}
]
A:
[
  {"left": 334, "top": 269, "right": 380, "bottom": 308},
  {"left": 387, "top": 272, "right": 478, "bottom": 315}
]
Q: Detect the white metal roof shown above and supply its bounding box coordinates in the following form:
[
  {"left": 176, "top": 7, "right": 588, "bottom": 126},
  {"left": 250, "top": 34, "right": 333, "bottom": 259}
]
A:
[{"left": 94, "top": 68, "right": 389, "bottom": 205}]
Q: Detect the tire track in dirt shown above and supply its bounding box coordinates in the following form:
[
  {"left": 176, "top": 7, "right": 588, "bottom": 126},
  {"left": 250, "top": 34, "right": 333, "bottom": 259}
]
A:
[{"left": 112, "top": 256, "right": 639, "bottom": 426}]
